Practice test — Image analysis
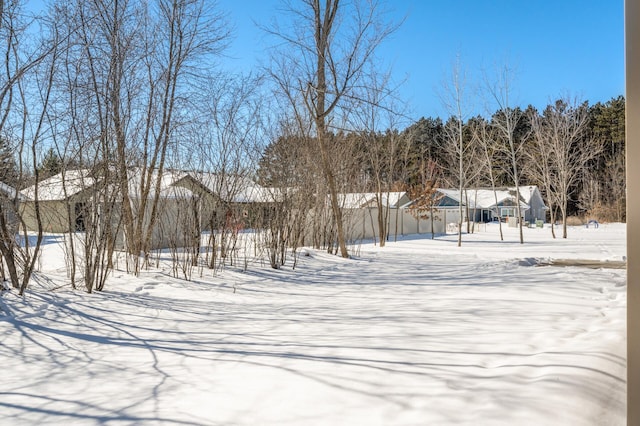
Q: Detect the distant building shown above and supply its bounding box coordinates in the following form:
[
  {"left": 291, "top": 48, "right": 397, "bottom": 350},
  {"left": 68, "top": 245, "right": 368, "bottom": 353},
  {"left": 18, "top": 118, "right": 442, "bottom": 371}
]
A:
[
  {"left": 20, "top": 170, "right": 94, "bottom": 233},
  {"left": 432, "top": 186, "right": 548, "bottom": 225},
  {"left": 19, "top": 168, "right": 275, "bottom": 250}
]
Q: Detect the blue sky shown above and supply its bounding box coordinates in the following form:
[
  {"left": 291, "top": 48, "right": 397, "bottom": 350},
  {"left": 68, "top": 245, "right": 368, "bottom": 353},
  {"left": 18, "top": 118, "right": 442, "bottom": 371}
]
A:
[{"left": 218, "top": 0, "right": 624, "bottom": 120}]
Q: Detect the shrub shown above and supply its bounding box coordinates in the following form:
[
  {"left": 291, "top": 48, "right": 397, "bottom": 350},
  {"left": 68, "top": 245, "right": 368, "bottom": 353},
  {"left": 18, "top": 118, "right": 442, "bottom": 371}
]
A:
[
  {"left": 585, "top": 203, "right": 625, "bottom": 223},
  {"left": 565, "top": 216, "right": 585, "bottom": 226}
]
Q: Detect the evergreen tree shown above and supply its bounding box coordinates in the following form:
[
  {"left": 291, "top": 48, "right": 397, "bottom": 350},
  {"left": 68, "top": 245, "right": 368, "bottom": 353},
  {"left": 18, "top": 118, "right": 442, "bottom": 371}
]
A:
[
  {"left": 403, "top": 117, "right": 445, "bottom": 187},
  {"left": 38, "top": 147, "right": 62, "bottom": 179},
  {"left": 0, "top": 138, "right": 18, "bottom": 186},
  {"left": 585, "top": 96, "right": 626, "bottom": 221}
]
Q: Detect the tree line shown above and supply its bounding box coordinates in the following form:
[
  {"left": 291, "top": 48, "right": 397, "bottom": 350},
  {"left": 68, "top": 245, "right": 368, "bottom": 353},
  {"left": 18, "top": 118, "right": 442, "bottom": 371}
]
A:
[
  {"left": 405, "top": 95, "right": 625, "bottom": 235},
  {"left": 258, "top": 95, "right": 625, "bottom": 243}
]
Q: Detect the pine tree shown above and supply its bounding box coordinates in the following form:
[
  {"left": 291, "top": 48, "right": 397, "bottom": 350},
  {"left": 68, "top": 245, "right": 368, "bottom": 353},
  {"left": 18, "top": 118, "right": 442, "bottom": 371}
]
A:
[
  {"left": 0, "top": 138, "right": 18, "bottom": 186},
  {"left": 38, "top": 147, "right": 62, "bottom": 179}
]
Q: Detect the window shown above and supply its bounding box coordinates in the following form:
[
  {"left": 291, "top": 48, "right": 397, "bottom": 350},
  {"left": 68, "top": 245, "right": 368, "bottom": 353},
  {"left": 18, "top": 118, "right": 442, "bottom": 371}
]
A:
[{"left": 500, "top": 207, "right": 516, "bottom": 218}]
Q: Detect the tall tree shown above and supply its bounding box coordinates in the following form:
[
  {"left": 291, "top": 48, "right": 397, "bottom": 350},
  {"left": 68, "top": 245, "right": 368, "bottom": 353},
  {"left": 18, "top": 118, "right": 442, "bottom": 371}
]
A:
[
  {"left": 402, "top": 117, "right": 445, "bottom": 190},
  {"left": 439, "top": 58, "right": 472, "bottom": 246},
  {"left": 587, "top": 96, "right": 625, "bottom": 221},
  {"left": 267, "top": 0, "right": 397, "bottom": 258},
  {"left": 38, "top": 147, "right": 62, "bottom": 179},
  {"left": 350, "top": 64, "right": 410, "bottom": 247},
  {"left": 530, "top": 97, "right": 599, "bottom": 238},
  {"left": 470, "top": 116, "right": 504, "bottom": 240},
  {"left": 485, "top": 65, "right": 525, "bottom": 243},
  {"left": 0, "top": 0, "right": 59, "bottom": 295},
  {"left": 525, "top": 105, "right": 561, "bottom": 237},
  {"left": 55, "top": 0, "right": 230, "bottom": 280},
  {"left": 0, "top": 138, "right": 18, "bottom": 185}
]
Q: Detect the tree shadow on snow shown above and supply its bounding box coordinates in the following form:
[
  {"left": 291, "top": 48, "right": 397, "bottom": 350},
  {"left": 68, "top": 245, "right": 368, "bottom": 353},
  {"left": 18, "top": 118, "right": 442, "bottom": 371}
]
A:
[{"left": 0, "top": 254, "right": 627, "bottom": 424}]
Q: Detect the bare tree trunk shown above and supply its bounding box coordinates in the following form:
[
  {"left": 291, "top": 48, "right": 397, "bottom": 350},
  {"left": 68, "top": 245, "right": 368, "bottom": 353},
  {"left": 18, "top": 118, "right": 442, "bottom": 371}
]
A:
[
  {"left": 267, "top": 0, "right": 396, "bottom": 258},
  {"left": 439, "top": 57, "right": 471, "bottom": 247},
  {"left": 457, "top": 115, "right": 464, "bottom": 247},
  {"left": 472, "top": 118, "right": 504, "bottom": 240},
  {"left": 0, "top": 1, "right": 57, "bottom": 294},
  {"left": 528, "top": 97, "right": 597, "bottom": 239},
  {"left": 485, "top": 65, "right": 524, "bottom": 243}
]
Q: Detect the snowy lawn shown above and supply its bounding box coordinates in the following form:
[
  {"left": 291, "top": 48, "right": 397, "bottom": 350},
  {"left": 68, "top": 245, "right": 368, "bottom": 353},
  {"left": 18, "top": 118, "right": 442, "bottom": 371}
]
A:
[{"left": 0, "top": 223, "right": 626, "bottom": 425}]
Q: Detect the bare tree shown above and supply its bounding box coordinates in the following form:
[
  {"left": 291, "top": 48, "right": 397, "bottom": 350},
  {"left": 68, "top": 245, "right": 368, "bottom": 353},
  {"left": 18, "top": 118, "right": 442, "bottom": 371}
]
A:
[
  {"left": 439, "top": 57, "right": 472, "bottom": 246},
  {"left": 526, "top": 106, "right": 560, "bottom": 238},
  {"left": 133, "top": 0, "right": 229, "bottom": 272},
  {"left": 266, "top": 0, "right": 397, "bottom": 258},
  {"left": 470, "top": 116, "right": 504, "bottom": 240},
  {"left": 256, "top": 118, "right": 315, "bottom": 269},
  {"left": 460, "top": 123, "right": 484, "bottom": 234},
  {"left": 184, "top": 74, "right": 265, "bottom": 272},
  {"left": 257, "top": 115, "right": 331, "bottom": 262},
  {"left": 529, "top": 96, "right": 598, "bottom": 238},
  {"left": 0, "top": 0, "right": 58, "bottom": 295},
  {"left": 55, "top": 0, "right": 230, "bottom": 279},
  {"left": 585, "top": 97, "right": 625, "bottom": 222},
  {"left": 350, "top": 65, "right": 409, "bottom": 247},
  {"left": 407, "top": 159, "right": 442, "bottom": 239},
  {"left": 485, "top": 65, "right": 525, "bottom": 243}
]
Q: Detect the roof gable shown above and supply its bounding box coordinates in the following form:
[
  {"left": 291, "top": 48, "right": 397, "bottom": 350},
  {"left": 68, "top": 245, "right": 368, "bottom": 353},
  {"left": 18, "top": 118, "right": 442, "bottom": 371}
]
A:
[
  {"left": 175, "top": 172, "right": 273, "bottom": 204},
  {"left": 434, "top": 187, "right": 532, "bottom": 210},
  {"left": 338, "top": 192, "right": 408, "bottom": 209},
  {"left": 21, "top": 170, "right": 94, "bottom": 201}
]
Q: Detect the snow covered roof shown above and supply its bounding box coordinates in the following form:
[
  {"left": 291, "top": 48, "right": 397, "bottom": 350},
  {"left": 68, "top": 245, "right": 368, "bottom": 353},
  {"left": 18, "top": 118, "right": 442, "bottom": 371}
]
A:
[
  {"left": 125, "top": 168, "right": 190, "bottom": 199},
  {"left": 338, "top": 192, "right": 408, "bottom": 209},
  {"left": 182, "top": 172, "right": 274, "bottom": 204},
  {"left": 436, "top": 188, "right": 530, "bottom": 210},
  {"left": 22, "top": 168, "right": 289, "bottom": 204},
  {"left": 21, "top": 170, "right": 94, "bottom": 201},
  {"left": 158, "top": 184, "right": 194, "bottom": 200},
  {"left": 0, "top": 181, "right": 22, "bottom": 201},
  {"left": 510, "top": 185, "right": 543, "bottom": 205},
  {"left": 21, "top": 168, "right": 196, "bottom": 202}
]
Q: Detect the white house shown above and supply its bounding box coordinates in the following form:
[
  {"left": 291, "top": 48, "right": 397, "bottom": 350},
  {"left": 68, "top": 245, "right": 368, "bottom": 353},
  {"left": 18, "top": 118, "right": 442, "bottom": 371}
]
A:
[
  {"left": 433, "top": 186, "right": 547, "bottom": 225},
  {"left": 172, "top": 172, "right": 277, "bottom": 230},
  {"left": 337, "top": 191, "right": 411, "bottom": 210},
  {"left": 334, "top": 191, "right": 448, "bottom": 241},
  {"left": 20, "top": 170, "right": 95, "bottom": 232}
]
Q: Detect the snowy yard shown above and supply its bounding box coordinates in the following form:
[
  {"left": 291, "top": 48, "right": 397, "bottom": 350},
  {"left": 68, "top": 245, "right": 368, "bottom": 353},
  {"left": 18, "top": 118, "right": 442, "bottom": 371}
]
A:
[{"left": 0, "top": 223, "right": 626, "bottom": 425}]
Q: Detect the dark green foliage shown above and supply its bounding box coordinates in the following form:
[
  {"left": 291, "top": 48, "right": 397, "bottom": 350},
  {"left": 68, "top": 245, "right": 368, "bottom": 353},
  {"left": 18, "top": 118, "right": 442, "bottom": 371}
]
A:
[
  {"left": 591, "top": 96, "right": 625, "bottom": 150},
  {"left": 585, "top": 96, "right": 626, "bottom": 221},
  {"left": 257, "top": 135, "right": 312, "bottom": 187},
  {"left": 402, "top": 117, "right": 445, "bottom": 187},
  {"left": 38, "top": 147, "right": 63, "bottom": 179},
  {"left": 0, "top": 138, "right": 18, "bottom": 186}
]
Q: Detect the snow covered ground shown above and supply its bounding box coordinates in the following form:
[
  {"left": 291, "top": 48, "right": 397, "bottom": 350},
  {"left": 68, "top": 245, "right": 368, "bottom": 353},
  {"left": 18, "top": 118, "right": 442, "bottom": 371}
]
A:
[{"left": 0, "top": 223, "right": 626, "bottom": 425}]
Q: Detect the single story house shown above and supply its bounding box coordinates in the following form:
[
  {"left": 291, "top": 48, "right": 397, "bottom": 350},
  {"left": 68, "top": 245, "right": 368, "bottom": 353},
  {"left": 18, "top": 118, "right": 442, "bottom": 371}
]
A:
[
  {"left": 172, "top": 172, "right": 277, "bottom": 230},
  {"left": 337, "top": 191, "right": 411, "bottom": 210},
  {"left": 334, "top": 191, "right": 447, "bottom": 241},
  {"left": 20, "top": 168, "right": 277, "bottom": 249},
  {"left": 433, "top": 186, "right": 547, "bottom": 225},
  {"left": 20, "top": 170, "right": 95, "bottom": 233},
  {"left": 115, "top": 168, "right": 199, "bottom": 250},
  {"left": 19, "top": 168, "right": 200, "bottom": 250},
  {"left": 517, "top": 186, "right": 548, "bottom": 223}
]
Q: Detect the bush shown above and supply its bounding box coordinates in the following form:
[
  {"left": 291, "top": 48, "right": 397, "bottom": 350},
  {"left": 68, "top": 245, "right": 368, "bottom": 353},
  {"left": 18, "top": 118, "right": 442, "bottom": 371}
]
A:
[
  {"left": 565, "top": 216, "right": 585, "bottom": 226},
  {"left": 585, "top": 203, "right": 625, "bottom": 223}
]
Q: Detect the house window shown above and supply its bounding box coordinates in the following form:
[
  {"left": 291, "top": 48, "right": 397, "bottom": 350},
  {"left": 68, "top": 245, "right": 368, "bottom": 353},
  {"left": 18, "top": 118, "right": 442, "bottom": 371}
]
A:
[{"left": 500, "top": 207, "right": 516, "bottom": 218}]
